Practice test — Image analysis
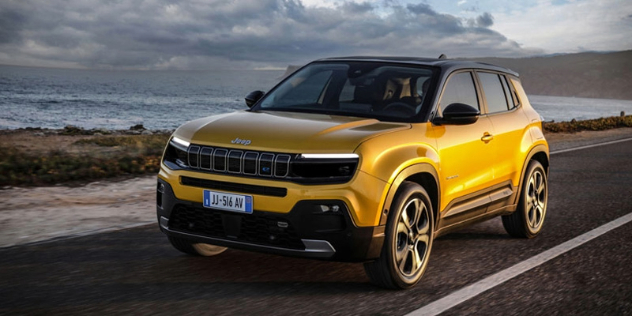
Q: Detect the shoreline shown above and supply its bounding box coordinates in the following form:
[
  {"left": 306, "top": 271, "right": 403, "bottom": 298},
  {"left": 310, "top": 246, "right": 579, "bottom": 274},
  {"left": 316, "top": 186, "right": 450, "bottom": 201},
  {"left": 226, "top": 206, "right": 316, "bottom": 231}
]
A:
[{"left": 0, "top": 124, "right": 174, "bottom": 136}]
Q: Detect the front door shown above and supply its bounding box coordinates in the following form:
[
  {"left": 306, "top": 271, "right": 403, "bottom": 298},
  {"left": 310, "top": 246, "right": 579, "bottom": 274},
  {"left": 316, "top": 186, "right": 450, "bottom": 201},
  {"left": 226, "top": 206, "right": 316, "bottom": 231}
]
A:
[{"left": 432, "top": 71, "right": 496, "bottom": 216}]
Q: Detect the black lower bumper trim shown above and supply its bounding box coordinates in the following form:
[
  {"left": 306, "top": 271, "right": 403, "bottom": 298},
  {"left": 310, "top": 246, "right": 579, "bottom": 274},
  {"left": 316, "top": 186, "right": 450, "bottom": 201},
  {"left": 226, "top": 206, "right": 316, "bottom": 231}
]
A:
[
  {"left": 157, "top": 178, "right": 385, "bottom": 262},
  {"left": 160, "top": 217, "right": 336, "bottom": 259}
]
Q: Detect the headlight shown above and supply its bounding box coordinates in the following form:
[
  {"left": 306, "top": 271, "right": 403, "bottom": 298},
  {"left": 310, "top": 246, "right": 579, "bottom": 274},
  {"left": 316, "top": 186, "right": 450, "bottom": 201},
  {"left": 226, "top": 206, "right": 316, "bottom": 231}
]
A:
[
  {"left": 291, "top": 153, "right": 359, "bottom": 184},
  {"left": 162, "top": 136, "right": 190, "bottom": 169},
  {"left": 299, "top": 154, "right": 359, "bottom": 159},
  {"left": 171, "top": 136, "right": 190, "bottom": 148}
]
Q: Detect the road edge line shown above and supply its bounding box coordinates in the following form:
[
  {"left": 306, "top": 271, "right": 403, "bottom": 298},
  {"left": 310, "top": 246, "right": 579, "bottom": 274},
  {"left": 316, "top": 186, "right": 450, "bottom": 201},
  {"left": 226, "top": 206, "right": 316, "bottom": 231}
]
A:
[
  {"left": 406, "top": 212, "right": 632, "bottom": 316},
  {"left": 550, "top": 137, "right": 632, "bottom": 155}
]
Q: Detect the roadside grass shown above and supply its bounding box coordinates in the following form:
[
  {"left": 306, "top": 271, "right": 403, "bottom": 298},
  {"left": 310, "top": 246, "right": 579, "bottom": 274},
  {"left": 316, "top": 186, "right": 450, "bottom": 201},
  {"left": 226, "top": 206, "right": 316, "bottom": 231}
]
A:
[
  {"left": 73, "top": 134, "right": 170, "bottom": 156},
  {"left": 543, "top": 115, "right": 632, "bottom": 133},
  {"left": 0, "top": 134, "right": 169, "bottom": 187}
]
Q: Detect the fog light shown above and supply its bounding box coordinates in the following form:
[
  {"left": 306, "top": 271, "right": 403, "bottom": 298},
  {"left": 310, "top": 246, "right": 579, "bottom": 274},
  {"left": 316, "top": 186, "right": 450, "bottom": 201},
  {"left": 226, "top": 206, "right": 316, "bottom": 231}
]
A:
[{"left": 319, "top": 205, "right": 340, "bottom": 213}]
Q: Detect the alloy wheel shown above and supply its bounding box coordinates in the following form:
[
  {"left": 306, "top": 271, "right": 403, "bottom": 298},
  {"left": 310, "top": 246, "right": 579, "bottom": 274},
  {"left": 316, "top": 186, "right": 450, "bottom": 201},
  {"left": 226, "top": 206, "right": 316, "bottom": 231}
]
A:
[
  {"left": 395, "top": 197, "right": 431, "bottom": 280},
  {"left": 526, "top": 169, "right": 547, "bottom": 231}
]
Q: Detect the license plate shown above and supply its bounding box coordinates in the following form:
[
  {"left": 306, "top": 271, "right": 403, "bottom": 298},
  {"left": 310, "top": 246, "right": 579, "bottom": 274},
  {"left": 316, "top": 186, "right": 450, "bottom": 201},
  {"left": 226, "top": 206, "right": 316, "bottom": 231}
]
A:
[{"left": 203, "top": 190, "right": 253, "bottom": 214}]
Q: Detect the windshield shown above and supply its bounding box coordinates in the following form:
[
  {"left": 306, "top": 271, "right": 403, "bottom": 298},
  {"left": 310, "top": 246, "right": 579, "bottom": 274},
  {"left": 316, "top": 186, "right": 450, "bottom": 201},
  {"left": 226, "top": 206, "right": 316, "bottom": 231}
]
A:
[{"left": 255, "top": 62, "right": 437, "bottom": 122}]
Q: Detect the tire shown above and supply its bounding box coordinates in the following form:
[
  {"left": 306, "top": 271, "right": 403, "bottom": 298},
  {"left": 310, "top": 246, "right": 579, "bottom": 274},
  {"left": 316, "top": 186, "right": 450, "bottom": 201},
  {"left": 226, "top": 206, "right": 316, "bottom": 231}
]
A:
[
  {"left": 502, "top": 160, "right": 548, "bottom": 238},
  {"left": 168, "top": 236, "right": 227, "bottom": 256},
  {"left": 364, "top": 181, "right": 434, "bottom": 289}
]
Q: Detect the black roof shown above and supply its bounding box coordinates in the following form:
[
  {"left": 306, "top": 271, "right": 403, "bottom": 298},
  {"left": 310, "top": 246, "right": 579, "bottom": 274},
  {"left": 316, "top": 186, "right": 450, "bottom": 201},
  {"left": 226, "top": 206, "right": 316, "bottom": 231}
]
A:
[{"left": 316, "top": 56, "right": 519, "bottom": 77}]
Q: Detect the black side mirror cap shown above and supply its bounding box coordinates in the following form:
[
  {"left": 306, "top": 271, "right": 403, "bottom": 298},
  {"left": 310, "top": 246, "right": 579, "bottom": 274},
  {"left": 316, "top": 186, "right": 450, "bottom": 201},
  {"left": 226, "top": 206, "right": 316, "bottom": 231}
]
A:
[
  {"left": 433, "top": 103, "right": 480, "bottom": 125},
  {"left": 245, "top": 90, "right": 265, "bottom": 108}
]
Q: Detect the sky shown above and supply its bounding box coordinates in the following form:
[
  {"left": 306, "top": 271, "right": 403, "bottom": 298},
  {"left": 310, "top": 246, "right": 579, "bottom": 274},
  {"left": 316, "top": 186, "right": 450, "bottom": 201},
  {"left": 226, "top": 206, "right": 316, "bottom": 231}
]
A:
[{"left": 0, "top": 0, "right": 630, "bottom": 70}]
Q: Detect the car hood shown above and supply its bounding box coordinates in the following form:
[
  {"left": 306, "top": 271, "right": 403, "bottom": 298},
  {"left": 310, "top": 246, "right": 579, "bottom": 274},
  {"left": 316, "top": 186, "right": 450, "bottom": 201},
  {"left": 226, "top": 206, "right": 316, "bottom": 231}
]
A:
[{"left": 174, "top": 110, "right": 410, "bottom": 153}]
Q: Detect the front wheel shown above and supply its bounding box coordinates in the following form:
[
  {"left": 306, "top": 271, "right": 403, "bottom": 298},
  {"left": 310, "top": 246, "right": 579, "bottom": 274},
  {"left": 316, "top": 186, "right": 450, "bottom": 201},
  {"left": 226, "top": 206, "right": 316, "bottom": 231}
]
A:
[
  {"left": 364, "top": 181, "right": 434, "bottom": 289},
  {"left": 502, "top": 160, "right": 548, "bottom": 238}
]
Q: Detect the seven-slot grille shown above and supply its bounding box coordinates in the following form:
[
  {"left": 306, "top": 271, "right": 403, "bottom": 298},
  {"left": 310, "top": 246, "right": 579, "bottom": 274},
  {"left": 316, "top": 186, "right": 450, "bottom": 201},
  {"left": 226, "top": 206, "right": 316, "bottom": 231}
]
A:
[{"left": 187, "top": 144, "right": 292, "bottom": 178}]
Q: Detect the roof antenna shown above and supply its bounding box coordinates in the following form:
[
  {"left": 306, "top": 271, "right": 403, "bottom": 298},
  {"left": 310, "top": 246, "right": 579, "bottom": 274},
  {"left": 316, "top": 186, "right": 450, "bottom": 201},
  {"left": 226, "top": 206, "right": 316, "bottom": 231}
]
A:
[{"left": 438, "top": 54, "right": 447, "bottom": 59}]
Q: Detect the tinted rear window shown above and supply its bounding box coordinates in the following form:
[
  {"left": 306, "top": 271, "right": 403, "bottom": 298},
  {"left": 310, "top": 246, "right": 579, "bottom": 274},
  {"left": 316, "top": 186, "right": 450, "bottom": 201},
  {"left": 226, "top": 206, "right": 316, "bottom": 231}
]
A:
[{"left": 478, "top": 72, "right": 509, "bottom": 113}]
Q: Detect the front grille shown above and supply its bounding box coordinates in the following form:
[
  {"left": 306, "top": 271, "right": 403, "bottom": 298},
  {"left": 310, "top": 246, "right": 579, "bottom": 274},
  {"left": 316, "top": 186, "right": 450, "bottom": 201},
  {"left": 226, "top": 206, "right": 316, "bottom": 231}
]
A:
[
  {"left": 187, "top": 144, "right": 293, "bottom": 179},
  {"left": 181, "top": 176, "right": 287, "bottom": 197},
  {"left": 163, "top": 138, "right": 359, "bottom": 185},
  {"left": 169, "top": 205, "right": 305, "bottom": 250}
]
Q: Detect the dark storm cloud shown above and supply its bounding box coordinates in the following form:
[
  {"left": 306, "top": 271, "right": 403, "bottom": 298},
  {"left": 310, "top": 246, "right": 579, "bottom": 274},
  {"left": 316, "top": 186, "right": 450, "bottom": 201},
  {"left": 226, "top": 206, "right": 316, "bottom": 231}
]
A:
[
  {"left": 0, "top": 3, "right": 28, "bottom": 44},
  {"left": 476, "top": 12, "right": 494, "bottom": 28},
  {"left": 0, "top": 0, "right": 539, "bottom": 69},
  {"left": 406, "top": 3, "right": 437, "bottom": 16}
]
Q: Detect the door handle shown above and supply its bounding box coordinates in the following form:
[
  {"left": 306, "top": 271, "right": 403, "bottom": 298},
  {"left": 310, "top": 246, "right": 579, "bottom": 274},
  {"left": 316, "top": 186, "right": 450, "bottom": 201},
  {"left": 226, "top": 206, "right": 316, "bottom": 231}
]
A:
[{"left": 481, "top": 132, "right": 494, "bottom": 142}]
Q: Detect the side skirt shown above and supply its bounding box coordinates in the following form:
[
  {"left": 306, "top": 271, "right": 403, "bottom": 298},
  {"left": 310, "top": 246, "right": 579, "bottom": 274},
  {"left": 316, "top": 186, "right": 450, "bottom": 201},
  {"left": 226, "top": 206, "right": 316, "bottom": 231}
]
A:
[{"left": 435, "top": 181, "right": 518, "bottom": 237}]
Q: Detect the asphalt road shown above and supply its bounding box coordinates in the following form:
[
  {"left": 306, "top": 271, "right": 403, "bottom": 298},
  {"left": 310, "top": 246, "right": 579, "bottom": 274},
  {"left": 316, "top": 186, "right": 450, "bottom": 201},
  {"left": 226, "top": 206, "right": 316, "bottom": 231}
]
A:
[{"left": 1, "top": 140, "right": 631, "bottom": 315}]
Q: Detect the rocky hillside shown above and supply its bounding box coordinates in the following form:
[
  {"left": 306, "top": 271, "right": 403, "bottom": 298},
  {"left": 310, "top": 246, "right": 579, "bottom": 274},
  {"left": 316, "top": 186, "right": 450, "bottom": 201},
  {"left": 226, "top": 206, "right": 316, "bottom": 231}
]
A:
[{"left": 472, "top": 50, "right": 632, "bottom": 100}]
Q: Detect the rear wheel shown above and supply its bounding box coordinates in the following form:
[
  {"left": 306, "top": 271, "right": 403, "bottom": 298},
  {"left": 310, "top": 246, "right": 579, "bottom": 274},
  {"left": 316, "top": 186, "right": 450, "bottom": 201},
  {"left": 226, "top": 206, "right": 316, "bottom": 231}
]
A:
[
  {"left": 168, "top": 236, "right": 227, "bottom": 256},
  {"left": 502, "top": 160, "right": 548, "bottom": 238},
  {"left": 364, "top": 181, "right": 434, "bottom": 289}
]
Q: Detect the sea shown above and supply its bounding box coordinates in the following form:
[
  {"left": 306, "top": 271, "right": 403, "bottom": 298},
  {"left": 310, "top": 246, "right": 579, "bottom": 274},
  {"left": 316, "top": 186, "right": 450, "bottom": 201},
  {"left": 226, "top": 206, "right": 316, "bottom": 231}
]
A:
[{"left": 2, "top": 64, "right": 632, "bottom": 130}]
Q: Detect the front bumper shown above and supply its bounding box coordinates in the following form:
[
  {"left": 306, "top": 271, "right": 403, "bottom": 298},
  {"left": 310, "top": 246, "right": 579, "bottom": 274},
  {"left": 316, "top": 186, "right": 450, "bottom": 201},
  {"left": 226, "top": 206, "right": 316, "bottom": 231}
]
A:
[{"left": 157, "top": 179, "right": 385, "bottom": 262}]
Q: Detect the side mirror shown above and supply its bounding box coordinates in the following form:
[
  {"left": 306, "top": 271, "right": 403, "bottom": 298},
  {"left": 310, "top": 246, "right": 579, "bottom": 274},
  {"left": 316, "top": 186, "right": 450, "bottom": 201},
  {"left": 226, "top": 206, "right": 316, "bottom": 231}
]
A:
[
  {"left": 434, "top": 103, "right": 480, "bottom": 125},
  {"left": 245, "top": 90, "right": 265, "bottom": 108}
]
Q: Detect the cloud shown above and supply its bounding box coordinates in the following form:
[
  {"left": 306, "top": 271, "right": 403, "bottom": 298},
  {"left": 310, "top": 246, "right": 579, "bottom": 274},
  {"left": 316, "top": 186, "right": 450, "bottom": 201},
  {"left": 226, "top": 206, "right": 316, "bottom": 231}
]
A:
[
  {"left": 406, "top": 3, "right": 437, "bottom": 15},
  {"left": 492, "top": 0, "right": 632, "bottom": 54},
  {"left": 341, "top": 1, "right": 375, "bottom": 13},
  {"left": 0, "top": 6, "right": 27, "bottom": 44},
  {"left": 476, "top": 12, "right": 494, "bottom": 28},
  {"left": 0, "top": 0, "right": 541, "bottom": 69}
]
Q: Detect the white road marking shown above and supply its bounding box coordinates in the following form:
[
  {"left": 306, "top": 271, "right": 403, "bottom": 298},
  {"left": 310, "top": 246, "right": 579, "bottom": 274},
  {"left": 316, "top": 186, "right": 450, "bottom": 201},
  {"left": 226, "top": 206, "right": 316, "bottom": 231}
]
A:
[
  {"left": 550, "top": 137, "right": 632, "bottom": 155},
  {"left": 406, "top": 212, "right": 632, "bottom": 316}
]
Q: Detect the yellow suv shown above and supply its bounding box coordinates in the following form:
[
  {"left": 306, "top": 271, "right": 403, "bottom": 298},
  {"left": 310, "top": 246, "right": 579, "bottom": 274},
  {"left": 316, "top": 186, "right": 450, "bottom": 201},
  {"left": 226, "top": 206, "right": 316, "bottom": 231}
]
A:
[{"left": 157, "top": 57, "right": 549, "bottom": 289}]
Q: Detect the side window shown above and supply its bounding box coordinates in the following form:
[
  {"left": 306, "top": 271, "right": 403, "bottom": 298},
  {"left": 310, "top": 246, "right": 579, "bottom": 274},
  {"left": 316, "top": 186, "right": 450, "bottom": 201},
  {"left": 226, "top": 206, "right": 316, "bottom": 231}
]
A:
[
  {"left": 439, "top": 72, "right": 479, "bottom": 111},
  {"left": 478, "top": 72, "right": 509, "bottom": 113},
  {"left": 499, "top": 75, "right": 515, "bottom": 109},
  {"left": 509, "top": 77, "right": 525, "bottom": 107},
  {"left": 504, "top": 76, "right": 520, "bottom": 107}
]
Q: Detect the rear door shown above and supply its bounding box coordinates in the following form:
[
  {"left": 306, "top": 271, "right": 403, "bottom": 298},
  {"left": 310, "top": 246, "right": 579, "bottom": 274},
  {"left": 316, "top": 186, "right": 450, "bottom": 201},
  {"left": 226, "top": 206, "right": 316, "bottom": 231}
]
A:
[{"left": 476, "top": 71, "right": 531, "bottom": 211}]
